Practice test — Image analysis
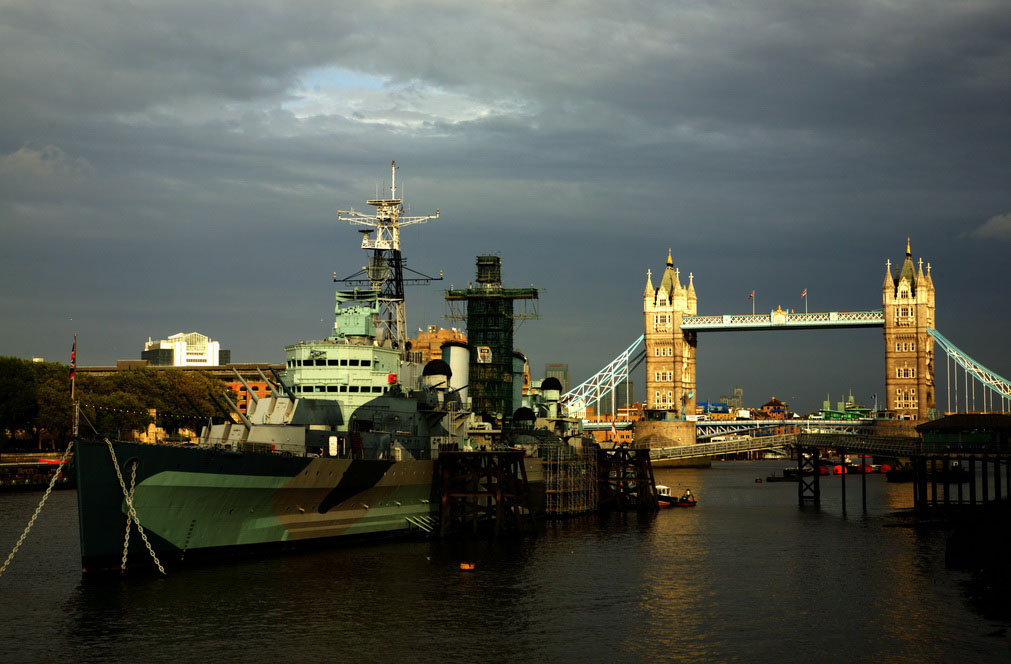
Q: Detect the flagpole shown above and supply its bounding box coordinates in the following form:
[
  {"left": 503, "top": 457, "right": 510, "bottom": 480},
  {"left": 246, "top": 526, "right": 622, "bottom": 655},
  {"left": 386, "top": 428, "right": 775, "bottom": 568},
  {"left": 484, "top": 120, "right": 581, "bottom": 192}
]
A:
[
  {"left": 752, "top": 291, "right": 755, "bottom": 316},
  {"left": 71, "top": 334, "right": 79, "bottom": 438}
]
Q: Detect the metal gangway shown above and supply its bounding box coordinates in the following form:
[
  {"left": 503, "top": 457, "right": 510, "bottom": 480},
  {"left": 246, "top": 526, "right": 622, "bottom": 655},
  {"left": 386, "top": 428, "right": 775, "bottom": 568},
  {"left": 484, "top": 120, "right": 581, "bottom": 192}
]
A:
[{"left": 649, "top": 431, "right": 920, "bottom": 462}]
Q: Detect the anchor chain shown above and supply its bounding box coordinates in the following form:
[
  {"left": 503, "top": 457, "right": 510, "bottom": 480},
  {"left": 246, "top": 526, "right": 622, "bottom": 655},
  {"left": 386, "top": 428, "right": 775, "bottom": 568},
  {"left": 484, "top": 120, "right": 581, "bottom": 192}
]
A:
[
  {"left": 0, "top": 441, "right": 75, "bottom": 579},
  {"left": 120, "top": 462, "right": 137, "bottom": 573},
  {"left": 105, "top": 439, "right": 166, "bottom": 576}
]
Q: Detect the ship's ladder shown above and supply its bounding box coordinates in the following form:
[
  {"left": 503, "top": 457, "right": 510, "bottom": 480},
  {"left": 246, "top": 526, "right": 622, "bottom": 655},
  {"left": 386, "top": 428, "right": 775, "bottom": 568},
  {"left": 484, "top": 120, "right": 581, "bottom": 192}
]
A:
[{"left": 405, "top": 515, "right": 438, "bottom": 533}]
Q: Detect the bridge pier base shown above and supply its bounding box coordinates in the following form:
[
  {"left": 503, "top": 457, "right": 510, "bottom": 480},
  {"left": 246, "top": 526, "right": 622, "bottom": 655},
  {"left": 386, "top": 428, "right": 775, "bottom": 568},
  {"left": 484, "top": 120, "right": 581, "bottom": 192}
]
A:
[{"left": 797, "top": 446, "right": 821, "bottom": 507}]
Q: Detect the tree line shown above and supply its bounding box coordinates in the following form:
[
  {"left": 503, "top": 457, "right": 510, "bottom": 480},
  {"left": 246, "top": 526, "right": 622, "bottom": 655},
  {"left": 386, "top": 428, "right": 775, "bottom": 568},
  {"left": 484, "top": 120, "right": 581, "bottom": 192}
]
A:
[{"left": 0, "top": 357, "right": 234, "bottom": 451}]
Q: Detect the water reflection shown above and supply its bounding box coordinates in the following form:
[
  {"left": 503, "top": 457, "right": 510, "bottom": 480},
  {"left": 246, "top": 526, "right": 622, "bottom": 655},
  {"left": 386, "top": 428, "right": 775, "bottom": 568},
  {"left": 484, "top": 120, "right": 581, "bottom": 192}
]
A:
[{"left": 1, "top": 462, "right": 1008, "bottom": 663}]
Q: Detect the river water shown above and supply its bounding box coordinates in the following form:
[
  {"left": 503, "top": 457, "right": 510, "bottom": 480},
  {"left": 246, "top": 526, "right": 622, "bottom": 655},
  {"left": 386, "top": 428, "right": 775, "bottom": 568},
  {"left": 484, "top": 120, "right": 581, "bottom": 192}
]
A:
[{"left": 1, "top": 460, "right": 1007, "bottom": 663}]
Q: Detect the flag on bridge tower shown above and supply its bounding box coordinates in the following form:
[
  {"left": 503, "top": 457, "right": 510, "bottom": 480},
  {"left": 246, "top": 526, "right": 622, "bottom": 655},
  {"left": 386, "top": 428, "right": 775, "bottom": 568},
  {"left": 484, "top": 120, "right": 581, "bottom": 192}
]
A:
[
  {"left": 611, "top": 421, "right": 618, "bottom": 440},
  {"left": 801, "top": 289, "right": 807, "bottom": 298},
  {"left": 747, "top": 290, "right": 754, "bottom": 300}
]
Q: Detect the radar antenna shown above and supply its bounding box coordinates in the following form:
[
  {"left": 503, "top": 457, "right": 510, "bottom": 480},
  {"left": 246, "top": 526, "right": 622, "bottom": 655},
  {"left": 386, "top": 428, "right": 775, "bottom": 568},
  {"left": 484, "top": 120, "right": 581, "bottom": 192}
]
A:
[{"left": 336, "top": 161, "right": 441, "bottom": 355}]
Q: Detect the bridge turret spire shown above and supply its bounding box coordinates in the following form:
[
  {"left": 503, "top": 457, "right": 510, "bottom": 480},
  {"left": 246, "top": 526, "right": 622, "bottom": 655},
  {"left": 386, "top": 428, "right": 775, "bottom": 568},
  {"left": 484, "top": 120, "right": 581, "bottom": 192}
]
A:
[
  {"left": 898, "top": 238, "right": 917, "bottom": 290},
  {"left": 644, "top": 268, "right": 655, "bottom": 298},
  {"left": 882, "top": 259, "right": 893, "bottom": 291}
]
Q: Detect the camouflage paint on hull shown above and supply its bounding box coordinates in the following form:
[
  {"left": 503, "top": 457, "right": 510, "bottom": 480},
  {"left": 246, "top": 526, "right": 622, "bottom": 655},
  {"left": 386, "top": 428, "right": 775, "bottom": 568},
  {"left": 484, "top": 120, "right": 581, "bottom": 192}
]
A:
[{"left": 75, "top": 440, "right": 436, "bottom": 573}]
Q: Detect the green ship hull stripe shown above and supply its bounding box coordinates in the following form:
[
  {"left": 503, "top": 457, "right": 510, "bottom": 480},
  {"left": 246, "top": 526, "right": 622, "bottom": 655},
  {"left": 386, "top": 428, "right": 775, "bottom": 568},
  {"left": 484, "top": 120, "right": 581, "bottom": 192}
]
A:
[{"left": 128, "top": 470, "right": 433, "bottom": 550}]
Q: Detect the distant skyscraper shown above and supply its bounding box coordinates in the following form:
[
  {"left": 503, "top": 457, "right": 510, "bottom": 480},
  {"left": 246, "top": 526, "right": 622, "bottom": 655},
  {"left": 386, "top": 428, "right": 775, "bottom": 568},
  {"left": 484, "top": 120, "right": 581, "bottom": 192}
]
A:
[
  {"left": 720, "top": 387, "right": 744, "bottom": 410},
  {"left": 544, "top": 362, "right": 569, "bottom": 392},
  {"left": 597, "top": 379, "right": 634, "bottom": 415}
]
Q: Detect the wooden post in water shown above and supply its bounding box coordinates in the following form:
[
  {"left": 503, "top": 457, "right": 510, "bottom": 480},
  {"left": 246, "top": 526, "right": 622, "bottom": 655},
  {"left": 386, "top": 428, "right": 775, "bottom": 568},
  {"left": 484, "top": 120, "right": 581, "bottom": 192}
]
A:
[
  {"left": 994, "top": 455, "right": 1002, "bottom": 503},
  {"left": 969, "top": 456, "right": 977, "bottom": 506},
  {"left": 938, "top": 456, "right": 946, "bottom": 507},
  {"left": 860, "top": 453, "right": 867, "bottom": 513},
  {"left": 981, "top": 455, "right": 989, "bottom": 505},
  {"left": 930, "top": 458, "right": 938, "bottom": 508},
  {"left": 957, "top": 457, "right": 964, "bottom": 505},
  {"left": 840, "top": 453, "right": 847, "bottom": 514}
]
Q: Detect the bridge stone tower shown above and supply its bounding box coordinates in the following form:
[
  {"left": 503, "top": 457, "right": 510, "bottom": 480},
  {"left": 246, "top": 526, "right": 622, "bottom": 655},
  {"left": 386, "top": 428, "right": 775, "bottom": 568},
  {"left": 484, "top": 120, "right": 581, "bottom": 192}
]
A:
[
  {"left": 882, "top": 239, "right": 935, "bottom": 420},
  {"left": 643, "top": 250, "right": 698, "bottom": 419}
]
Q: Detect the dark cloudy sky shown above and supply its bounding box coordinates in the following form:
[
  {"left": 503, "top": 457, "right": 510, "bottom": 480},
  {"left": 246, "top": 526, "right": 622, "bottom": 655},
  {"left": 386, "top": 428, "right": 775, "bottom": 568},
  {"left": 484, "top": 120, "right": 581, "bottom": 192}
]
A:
[{"left": 2, "top": 1, "right": 1009, "bottom": 413}]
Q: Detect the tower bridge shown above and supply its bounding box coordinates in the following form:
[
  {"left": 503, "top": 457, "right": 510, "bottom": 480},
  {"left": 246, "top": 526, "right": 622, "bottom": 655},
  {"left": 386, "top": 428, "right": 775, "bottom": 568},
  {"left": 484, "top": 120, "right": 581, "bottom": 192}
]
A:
[{"left": 564, "top": 239, "right": 1011, "bottom": 452}]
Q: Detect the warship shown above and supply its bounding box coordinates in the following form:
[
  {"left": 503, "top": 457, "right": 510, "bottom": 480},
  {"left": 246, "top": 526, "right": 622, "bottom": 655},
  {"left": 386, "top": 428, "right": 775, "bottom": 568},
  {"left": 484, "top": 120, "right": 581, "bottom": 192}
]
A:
[{"left": 74, "top": 163, "right": 479, "bottom": 573}]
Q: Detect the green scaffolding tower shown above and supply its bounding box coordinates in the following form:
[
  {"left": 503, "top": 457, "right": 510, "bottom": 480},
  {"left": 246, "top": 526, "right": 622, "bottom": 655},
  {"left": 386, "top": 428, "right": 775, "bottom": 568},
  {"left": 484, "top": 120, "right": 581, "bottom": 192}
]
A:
[{"left": 446, "top": 256, "right": 538, "bottom": 426}]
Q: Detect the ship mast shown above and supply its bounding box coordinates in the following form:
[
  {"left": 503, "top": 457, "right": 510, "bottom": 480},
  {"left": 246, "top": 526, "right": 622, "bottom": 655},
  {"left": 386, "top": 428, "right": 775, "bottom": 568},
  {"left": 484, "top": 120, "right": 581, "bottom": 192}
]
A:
[{"left": 337, "top": 161, "right": 440, "bottom": 355}]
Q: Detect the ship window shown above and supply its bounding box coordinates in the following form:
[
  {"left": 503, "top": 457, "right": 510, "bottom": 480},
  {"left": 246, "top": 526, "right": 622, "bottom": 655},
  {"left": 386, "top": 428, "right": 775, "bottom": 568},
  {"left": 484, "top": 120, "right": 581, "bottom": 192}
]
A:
[
  {"left": 339, "top": 386, "right": 347, "bottom": 392},
  {"left": 328, "top": 360, "right": 339, "bottom": 366},
  {"left": 361, "top": 360, "right": 371, "bottom": 367},
  {"left": 349, "top": 386, "right": 360, "bottom": 393},
  {"left": 349, "top": 359, "right": 360, "bottom": 366},
  {"left": 372, "top": 386, "right": 382, "bottom": 393},
  {"left": 340, "top": 359, "right": 348, "bottom": 366},
  {"left": 327, "top": 386, "right": 339, "bottom": 392}
]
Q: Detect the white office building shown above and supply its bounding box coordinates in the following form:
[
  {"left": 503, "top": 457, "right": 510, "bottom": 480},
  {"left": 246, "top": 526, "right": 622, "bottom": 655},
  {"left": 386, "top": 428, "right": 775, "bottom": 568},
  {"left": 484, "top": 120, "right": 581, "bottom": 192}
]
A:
[{"left": 143, "top": 332, "right": 227, "bottom": 366}]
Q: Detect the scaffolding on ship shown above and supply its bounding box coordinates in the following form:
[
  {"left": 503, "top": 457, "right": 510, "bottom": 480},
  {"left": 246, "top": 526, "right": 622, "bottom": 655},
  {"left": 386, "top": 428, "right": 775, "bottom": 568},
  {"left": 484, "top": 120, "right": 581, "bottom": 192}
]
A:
[{"left": 540, "top": 443, "right": 598, "bottom": 517}]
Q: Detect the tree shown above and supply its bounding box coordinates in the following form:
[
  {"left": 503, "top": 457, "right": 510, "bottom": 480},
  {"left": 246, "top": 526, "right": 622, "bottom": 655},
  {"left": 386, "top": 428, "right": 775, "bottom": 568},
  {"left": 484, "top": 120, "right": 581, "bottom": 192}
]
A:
[{"left": 0, "top": 357, "right": 39, "bottom": 447}]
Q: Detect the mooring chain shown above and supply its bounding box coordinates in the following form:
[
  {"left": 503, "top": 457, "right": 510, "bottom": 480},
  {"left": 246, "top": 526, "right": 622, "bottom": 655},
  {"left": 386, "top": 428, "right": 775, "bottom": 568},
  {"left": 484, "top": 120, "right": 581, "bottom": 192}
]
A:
[
  {"left": 104, "top": 439, "right": 166, "bottom": 576},
  {"left": 0, "top": 441, "right": 75, "bottom": 579},
  {"left": 120, "top": 463, "right": 137, "bottom": 573}
]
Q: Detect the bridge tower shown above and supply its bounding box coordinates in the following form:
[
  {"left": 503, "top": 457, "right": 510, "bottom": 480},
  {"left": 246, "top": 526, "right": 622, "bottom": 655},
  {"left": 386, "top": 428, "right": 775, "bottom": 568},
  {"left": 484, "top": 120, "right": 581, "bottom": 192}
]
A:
[
  {"left": 643, "top": 250, "right": 698, "bottom": 419},
  {"left": 882, "top": 238, "right": 936, "bottom": 420}
]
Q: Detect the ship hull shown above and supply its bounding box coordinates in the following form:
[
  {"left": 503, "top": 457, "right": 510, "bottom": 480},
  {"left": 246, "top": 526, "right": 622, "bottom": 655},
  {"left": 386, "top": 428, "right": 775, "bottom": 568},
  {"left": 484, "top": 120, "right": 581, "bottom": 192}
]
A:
[{"left": 75, "top": 440, "right": 437, "bottom": 573}]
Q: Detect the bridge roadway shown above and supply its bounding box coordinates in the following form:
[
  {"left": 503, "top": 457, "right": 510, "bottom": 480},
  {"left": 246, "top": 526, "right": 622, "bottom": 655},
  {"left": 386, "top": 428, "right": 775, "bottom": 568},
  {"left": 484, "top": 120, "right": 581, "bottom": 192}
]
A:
[
  {"left": 647, "top": 432, "right": 919, "bottom": 462},
  {"left": 583, "top": 419, "right": 876, "bottom": 439}
]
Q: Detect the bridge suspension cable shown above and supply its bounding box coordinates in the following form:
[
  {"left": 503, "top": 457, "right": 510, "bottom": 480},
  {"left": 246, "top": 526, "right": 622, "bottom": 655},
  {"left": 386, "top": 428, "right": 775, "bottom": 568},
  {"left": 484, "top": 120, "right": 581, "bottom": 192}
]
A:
[
  {"left": 928, "top": 327, "right": 1010, "bottom": 414},
  {"left": 562, "top": 335, "right": 645, "bottom": 418}
]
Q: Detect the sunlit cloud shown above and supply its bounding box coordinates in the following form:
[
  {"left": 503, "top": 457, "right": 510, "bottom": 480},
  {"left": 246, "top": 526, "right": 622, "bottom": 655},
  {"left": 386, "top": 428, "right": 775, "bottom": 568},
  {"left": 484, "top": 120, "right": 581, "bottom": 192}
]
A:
[
  {"left": 969, "top": 212, "right": 1011, "bottom": 241},
  {"left": 0, "top": 145, "right": 93, "bottom": 180}
]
